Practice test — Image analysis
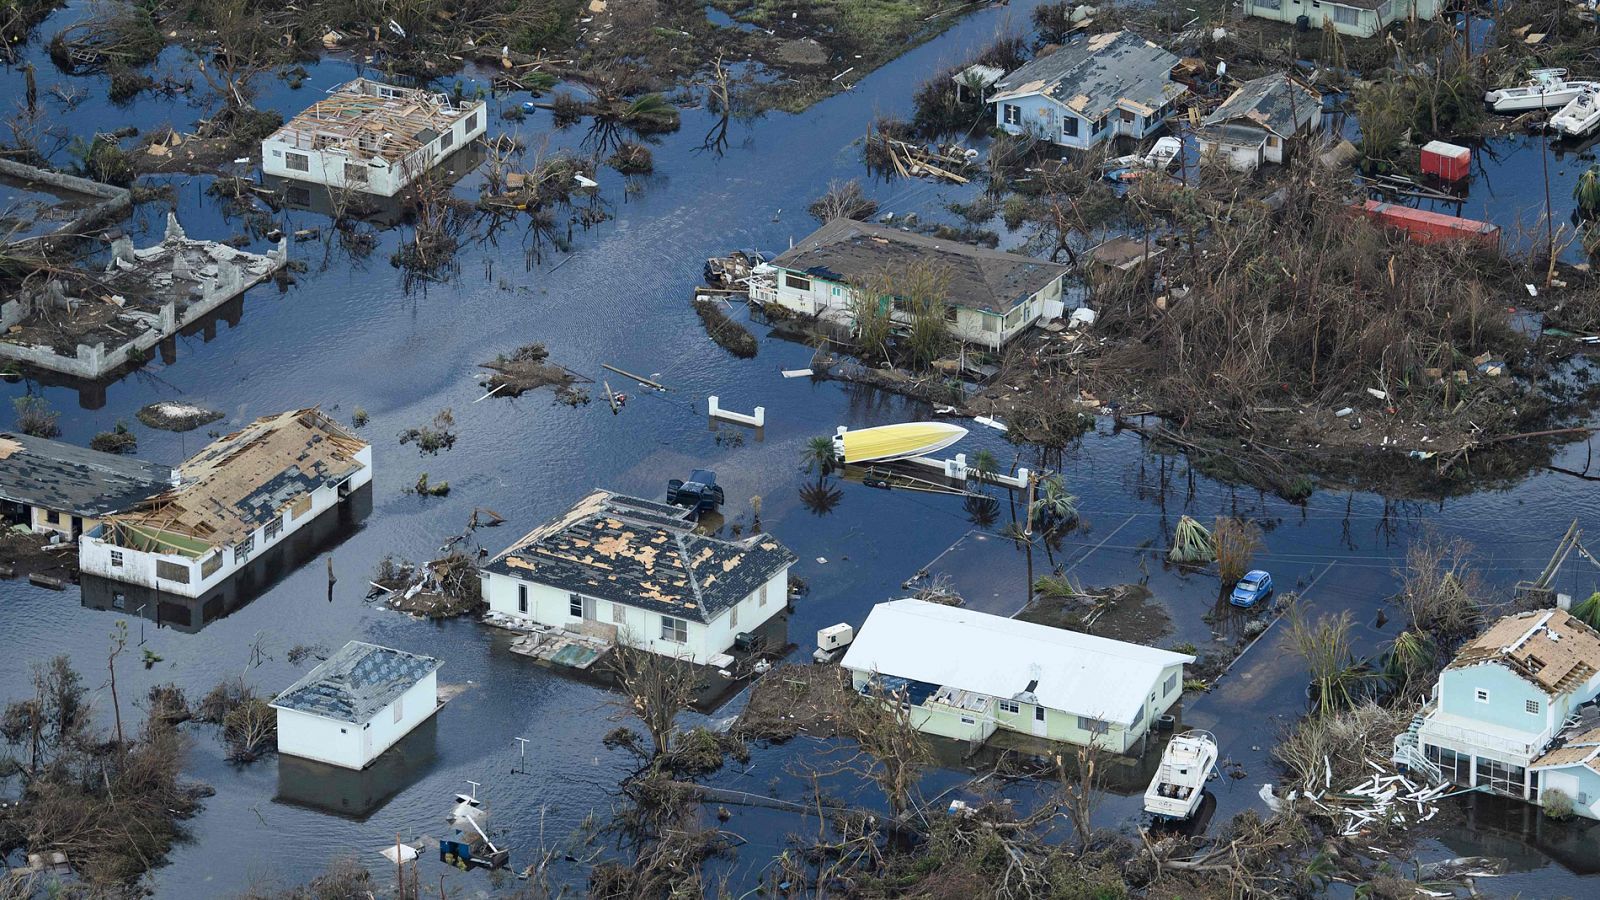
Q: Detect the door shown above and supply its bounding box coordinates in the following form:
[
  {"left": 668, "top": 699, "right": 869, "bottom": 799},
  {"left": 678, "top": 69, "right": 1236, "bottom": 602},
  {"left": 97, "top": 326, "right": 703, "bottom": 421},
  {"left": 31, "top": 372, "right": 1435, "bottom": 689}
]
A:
[
  {"left": 1032, "top": 705, "right": 1047, "bottom": 737},
  {"left": 361, "top": 726, "right": 373, "bottom": 763}
]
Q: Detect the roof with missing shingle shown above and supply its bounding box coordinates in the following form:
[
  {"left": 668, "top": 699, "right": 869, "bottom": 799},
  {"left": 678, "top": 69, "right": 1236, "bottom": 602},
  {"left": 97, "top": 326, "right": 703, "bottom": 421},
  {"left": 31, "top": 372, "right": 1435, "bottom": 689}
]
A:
[
  {"left": 989, "top": 31, "right": 1186, "bottom": 122},
  {"left": 272, "top": 641, "right": 440, "bottom": 724},
  {"left": 1201, "top": 73, "right": 1321, "bottom": 139},
  {"left": 485, "top": 490, "right": 797, "bottom": 623},
  {"left": 1447, "top": 610, "right": 1600, "bottom": 697},
  {"left": 0, "top": 432, "right": 172, "bottom": 518},
  {"left": 768, "top": 218, "right": 1068, "bottom": 314}
]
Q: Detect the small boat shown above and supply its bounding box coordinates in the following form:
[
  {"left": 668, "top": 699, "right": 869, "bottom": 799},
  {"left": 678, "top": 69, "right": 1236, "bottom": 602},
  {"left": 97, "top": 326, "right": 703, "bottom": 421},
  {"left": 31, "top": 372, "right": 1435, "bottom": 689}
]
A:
[
  {"left": 1144, "top": 730, "right": 1218, "bottom": 820},
  {"left": 834, "top": 422, "right": 967, "bottom": 464},
  {"left": 1552, "top": 86, "right": 1600, "bottom": 138},
  {"left": 1485, "top": 69, "right": 1598, "bottom": 113}
]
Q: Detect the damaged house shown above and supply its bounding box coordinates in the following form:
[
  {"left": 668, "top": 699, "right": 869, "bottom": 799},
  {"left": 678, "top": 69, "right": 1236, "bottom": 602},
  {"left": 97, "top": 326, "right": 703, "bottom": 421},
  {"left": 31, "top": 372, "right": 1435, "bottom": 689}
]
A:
[
  {"left": 1198, "top": 73, "right": 1323, "bottom": 173},
  {"left": 480, "top": 491, "right": 796, "bottom": 665},
  {"left": 0, "top": 432, "right": 172, "bottom": 539},
  {"left": 1243, "top": 0, "right": 1438, "bottom": 38},
  {"left": 841, "top": 599, "right": 1194, "bottom": 751},
  {"left": 79, "top": 409, "right": 371, "bottom": 600},
  {"left": 261, "top": 78, "right": 488, "bottom": 197},
  {"left": 989, "top": 31, "right": 1187, "bottom": 150},
  {"left": 753, "top": 218, "right": 1072, "bottom": 350},
  {"left": 1400, "top": 609, "right": 1600, "bottom": 806},
  {"left": 272, "top": 641, "right": 442, "bottom": 770},
  {"left": 0, "top": 214, "right": 286, "bottom": 380}
]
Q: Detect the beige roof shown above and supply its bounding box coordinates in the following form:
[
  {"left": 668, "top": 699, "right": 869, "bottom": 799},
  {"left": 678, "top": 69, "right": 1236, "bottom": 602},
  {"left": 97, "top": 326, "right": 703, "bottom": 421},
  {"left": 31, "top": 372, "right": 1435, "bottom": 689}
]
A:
[
  {"left": 105, "top": 409, "right": 367, "bottom": 557},
  {"left": 1448, "top": 610, "right": 1600, "bottom": 697},
  {"left": 266, "top": 78, "right": 476, "bottom": 163},
  {"left": 1531, "top": 727, "right": 1600, "bottom": 770}
]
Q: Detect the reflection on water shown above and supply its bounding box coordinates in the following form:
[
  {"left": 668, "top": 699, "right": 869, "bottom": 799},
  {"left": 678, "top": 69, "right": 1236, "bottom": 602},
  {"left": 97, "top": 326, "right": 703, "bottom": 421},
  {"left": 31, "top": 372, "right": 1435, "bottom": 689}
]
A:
[{"left": 275, "top": 714, "right": 441, "bottom": 821}]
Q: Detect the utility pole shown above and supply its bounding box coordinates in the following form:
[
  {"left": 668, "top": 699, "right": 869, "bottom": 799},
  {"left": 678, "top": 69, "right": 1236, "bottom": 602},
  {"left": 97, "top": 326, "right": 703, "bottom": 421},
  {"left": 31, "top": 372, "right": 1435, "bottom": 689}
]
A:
[{"left": 513, "top": 737, "right": 530, "bottom": 774}]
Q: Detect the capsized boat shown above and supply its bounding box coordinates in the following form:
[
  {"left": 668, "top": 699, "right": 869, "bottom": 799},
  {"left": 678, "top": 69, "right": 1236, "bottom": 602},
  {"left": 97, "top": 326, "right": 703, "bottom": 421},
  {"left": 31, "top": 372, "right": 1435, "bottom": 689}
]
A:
[
  {"left": 1143, "top": 730, "right": 1218, "bottom": 820},
  {"left": 1484, "top": 69, "right": 1597, "bottom": 113},
  {"left": 834, "top": 422, "right": 968, "bottom": 464},
  {"left": 1551, "top": 85, "right": 1600, "bottom": 138}
]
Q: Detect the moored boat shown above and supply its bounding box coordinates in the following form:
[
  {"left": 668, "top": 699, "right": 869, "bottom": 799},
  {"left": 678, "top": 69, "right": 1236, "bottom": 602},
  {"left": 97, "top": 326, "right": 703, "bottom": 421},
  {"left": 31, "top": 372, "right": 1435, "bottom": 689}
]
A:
[
  {"left": 1552, "top": 86, "right": 1600, "bottom": 138},
  {"left": 1144, "top": 730, "right": 1218, "bottom": 820},
  {"left": 834, "top": 422, "right": 968, "bottom": 464},
  {"left": 1485, "top": 69, "right": 1597, "bottom": 113}
]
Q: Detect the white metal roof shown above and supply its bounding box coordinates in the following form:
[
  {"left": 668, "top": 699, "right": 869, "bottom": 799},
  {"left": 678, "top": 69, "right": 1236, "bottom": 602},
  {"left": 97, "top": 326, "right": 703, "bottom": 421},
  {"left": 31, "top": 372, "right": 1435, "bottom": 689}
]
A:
[{"left": 839, "top": 599, "right": 1193, "bottom": 725}]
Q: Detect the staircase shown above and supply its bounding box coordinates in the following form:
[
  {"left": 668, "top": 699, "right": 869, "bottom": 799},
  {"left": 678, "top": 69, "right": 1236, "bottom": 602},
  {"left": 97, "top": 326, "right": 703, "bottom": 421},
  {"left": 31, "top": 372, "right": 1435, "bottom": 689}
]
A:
[{"left": 1391, "top": 710, "right": 1445, "bottom": 785}]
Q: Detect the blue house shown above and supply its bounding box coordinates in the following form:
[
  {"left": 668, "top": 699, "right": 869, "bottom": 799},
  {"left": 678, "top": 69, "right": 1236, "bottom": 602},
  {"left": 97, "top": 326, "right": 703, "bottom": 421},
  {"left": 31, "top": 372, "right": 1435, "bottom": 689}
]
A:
[
  {"left": 988, "top": 31, "right": 1187, "bottom": 151},
  {"left": 1398, "top": 610, "right": 1600, "bottom": 805}
]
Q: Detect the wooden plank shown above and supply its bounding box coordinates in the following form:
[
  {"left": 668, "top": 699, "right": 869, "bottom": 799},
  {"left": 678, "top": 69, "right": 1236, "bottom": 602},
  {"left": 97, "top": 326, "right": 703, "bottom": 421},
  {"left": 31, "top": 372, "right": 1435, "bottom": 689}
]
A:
[{"left": 601, "top": 364, "right": 665, "bottom": 390}]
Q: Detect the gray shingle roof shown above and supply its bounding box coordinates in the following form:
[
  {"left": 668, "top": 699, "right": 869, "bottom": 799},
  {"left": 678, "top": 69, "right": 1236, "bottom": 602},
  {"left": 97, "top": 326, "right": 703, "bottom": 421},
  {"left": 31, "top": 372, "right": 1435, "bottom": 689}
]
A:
[
  {"left": 272, "top": 641, "right": 441, "bottom": 724},
  {"left": 990, "top": 31, "right": 1186, "bottom": 120},
  {"left": 485, "top": 490, "right": 797, "bottom": 623},
  {"left": 1201, "top": 74, "right": 1321, "bottom": 138},
  {"left": 0, "top": 432, "right": 172, "bottom": 518},
  {"left": 769, "top": 219, "right": 1068, "bottom": 314}
]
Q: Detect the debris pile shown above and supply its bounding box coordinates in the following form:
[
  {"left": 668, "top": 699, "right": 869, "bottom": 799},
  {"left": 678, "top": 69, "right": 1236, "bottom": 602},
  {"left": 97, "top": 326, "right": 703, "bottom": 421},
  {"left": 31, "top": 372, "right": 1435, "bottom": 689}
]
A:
[{"left": 479, "top": 342, "right": 586, "bottom": 401}]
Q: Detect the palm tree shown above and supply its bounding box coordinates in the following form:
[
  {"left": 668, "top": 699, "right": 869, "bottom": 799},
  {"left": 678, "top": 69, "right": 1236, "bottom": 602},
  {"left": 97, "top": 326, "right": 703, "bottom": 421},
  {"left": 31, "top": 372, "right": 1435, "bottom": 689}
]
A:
[
  {"left": 1578, "top": 165, "right": 1600, "bottom": 219},
  {"left": 801, "top": 435, "right": 836, "bottom": 478},
  {"left": 1029, "top": 474, "right": 1078, "bottom": 532},
  {"left": 963, "top": 493, "right": 998, "bottom": 529},
  {"left": 967, "top": 449, "right": 998, "bottom": 490},
  {"left": 798, "top": 480, "right": 843, "bottom": 517}
]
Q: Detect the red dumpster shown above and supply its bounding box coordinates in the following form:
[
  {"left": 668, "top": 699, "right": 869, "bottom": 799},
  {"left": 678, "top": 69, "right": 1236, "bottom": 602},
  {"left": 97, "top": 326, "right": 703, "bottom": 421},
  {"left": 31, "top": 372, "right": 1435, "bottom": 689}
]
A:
[
  {"left": 1358, "top": 200, "right": 1500, "bottom": 252},
  {"left": 1420, "top": 140, "right": 1471, "bottom": 182}
]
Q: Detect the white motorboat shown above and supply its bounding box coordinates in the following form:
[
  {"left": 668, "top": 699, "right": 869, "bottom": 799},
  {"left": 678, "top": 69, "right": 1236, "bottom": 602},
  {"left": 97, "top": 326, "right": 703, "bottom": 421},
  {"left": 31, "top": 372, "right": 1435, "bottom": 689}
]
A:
[
  {"left": 1485, "top": 69, "right": 1598, "bottom": 113},
  {"left": 1143, "top": 730, "right": 1218, "bottom": 820},
  {"left": 1552, "top": 86, "right": 1600, "bottom": 138}
]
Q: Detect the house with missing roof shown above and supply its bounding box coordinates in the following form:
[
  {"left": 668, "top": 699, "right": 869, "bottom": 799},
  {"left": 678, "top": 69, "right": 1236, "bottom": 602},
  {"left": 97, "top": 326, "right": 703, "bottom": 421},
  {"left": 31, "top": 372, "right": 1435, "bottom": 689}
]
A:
[
  {"left": 0, "top": 432, "right": 172, "bottom": 540},
  {"left": 989, "top": 31, "right": 1187, "bottom": 150},
  {"left": 272, "top": 641, "right": 442, "bottom": 770},
  {"left": 481, "top": 490, "right": 797, "bottom": 666},
  {"left": 79, "top": 409, "right": 371, "bottom": 600},
  {"left": 753, "top": 219, "right": 1072, "bottom": 350},
  {"left": 261, "top": 78, "right": 487, "bottom": 196},
  {"left": 1198, "top": 74, "right": 1323, "bottom": 173},
  {"left": 840, "top": 599, "right": 1194, "bottom": 751},
  {"left": 1397, "top": 610, "right": 1600, "bottom": 805},
  {"left": 1242, "top": 0, "right": 1438, "bottom": 38}
]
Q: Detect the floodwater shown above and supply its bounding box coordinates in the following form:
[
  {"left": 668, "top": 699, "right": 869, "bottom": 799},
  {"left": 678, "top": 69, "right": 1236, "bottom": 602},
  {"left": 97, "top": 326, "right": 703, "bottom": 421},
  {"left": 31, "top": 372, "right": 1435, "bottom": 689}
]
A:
[{"left": 0, "top": 2, "right": 1596, "bottom": 895}]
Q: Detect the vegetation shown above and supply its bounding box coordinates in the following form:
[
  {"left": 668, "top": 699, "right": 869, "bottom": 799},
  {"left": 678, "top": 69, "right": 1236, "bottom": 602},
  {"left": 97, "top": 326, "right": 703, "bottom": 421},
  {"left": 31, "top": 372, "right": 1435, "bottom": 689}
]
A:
[
  {"left": 1213, "top": 516, "right": 1262, "bottom": 585},
  {"left": 12, "top": 396, "right": 58, "bottom": 438},
  {"left": 1168, "top": 515, "right": 1214, "bottom": 564},
  {"left": 692, "top": 298, "right": 758, "bottom": 358},
  {"left": 398, "top": 408, "right": 457, "bottom": 454},
  {"left": 88, "top": 422, "right": 136, "bottom": 454},
  {"left": 807, "top": 178, "right": 878, "bottom": 225}
]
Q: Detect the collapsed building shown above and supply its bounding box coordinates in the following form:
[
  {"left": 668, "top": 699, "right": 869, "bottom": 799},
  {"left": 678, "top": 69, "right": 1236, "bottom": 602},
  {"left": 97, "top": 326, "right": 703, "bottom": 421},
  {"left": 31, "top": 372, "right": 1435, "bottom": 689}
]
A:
[
  {"left": 0, "top": 214, "right": 287, "bottom": 380},
  {"left": 261, "top": 78, "right": 488, "bottom": 197}
]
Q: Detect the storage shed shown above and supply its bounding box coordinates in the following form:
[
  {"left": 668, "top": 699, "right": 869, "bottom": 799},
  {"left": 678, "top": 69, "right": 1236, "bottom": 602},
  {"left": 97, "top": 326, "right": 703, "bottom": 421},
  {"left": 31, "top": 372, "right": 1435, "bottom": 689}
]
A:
[
  {"left": 1420, "top": 141, "right": 1470, "bottom": 182},
  {"left": 272, "top": 641, "right": 442, "bottom": 770}
]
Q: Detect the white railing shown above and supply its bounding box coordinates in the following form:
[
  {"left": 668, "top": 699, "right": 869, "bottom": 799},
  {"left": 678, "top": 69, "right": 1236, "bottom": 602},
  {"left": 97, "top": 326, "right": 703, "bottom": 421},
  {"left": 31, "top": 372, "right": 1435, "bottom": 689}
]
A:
[{"left": 1418, "top": 718, "right": 1543, "bottom": 759}]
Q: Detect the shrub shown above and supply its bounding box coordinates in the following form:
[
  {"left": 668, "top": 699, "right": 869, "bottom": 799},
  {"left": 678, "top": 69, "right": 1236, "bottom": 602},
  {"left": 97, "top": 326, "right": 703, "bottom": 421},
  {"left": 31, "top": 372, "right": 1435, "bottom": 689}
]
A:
[
  {"left": 13, "top": 396, "right": 59, "bottom": 438},
  {"left": 1543, "top": 788, "right": 1576, "bottom": 820}
]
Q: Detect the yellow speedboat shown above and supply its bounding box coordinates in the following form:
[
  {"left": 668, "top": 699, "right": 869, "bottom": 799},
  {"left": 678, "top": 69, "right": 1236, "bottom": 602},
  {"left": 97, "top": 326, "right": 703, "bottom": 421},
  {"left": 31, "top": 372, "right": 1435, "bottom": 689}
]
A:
[{"left": 834, "top": 422, "right": 968, "bottom": 464}]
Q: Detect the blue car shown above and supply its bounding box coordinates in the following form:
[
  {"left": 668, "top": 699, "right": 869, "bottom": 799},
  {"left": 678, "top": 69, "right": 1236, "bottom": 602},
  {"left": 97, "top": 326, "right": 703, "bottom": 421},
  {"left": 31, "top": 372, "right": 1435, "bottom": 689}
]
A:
[{"left": 1229, "top": 570, "right": 1274, "bottom": 608}]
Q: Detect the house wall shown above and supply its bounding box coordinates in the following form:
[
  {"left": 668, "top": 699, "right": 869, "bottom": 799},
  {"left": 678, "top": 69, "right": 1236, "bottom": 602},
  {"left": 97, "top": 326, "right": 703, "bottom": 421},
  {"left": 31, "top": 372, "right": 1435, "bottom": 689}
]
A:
[
  {"left": 79, "top": 445, "right": 373, "bottom": 598},
  {"left": 1539, "top": 767, "right": 1600, "bottom": 819},
  {"left": 1243, "top": 0, "right": 1403, "bottom": 38},
  {"left": 1200, "top": 137, "right": 1266, "bottom": 173},
  {"left": 483, "top": 567, "right": 788, "bottom": 664},
  {"left": 1438, "top": 665, "right": 1555, "bottom": 737},
  {"left": 29, "top": 506, "right": 96, "bottom": 539},
  {"left": 996, "top": 95, "right": 1100, "bottom": 149},
  {"left": 276, "top": 672, "right": 437, "bottom": 770},
  {"left": 765, "top": 269, "right": 1068, "bottom": 349},
  {"left": 262, "top": 100, "right": 488, "bottom": 197}
]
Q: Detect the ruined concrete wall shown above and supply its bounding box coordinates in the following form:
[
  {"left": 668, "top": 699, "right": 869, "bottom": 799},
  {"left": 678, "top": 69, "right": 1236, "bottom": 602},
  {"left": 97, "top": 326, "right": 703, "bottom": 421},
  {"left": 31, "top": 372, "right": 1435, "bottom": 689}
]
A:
[{"left": 0, "top": 159, "right": 132, "bottom": 250}]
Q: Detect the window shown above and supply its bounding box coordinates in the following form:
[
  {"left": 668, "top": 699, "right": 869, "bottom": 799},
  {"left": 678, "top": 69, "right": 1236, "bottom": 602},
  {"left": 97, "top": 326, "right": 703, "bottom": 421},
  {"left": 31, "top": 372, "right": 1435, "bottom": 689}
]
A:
[
  {"left": 1164, "top": 672, "right": 1178, "bottom": 697},
  {"left": 285, "top": 152, "right": 309, "bottom": 172},
  {"left": 343, "top": 163, "right": 368, "bottom": 184},
  {"left": 1255, "top": 0, "right": 1282, "bottom": 9},
  {"left": 759, "top": 583, "right": 769, "bottom": 607},
  {"left": 944, "top": 305, "right": 959, "bottom": 323},
  {"left": 960, "top": 716, "right": 976, "bottom": 725},
  {"left": 111, "top": 592, "right": 125, "bottom": 610},
  {"left": 156, "top": 560, "right": 190, "bottom": 584},
  {"left": 1063, "top": 116, "right": 1079, "bottom": 138},
  {"left": 518, "top": 584, "right": 528, "bottom": 613},
  {"left": 1092, "top": 116, "right": 1106, "bottom": 134},
  {"left": 1475, "top": 688, "right": 1490, "bottom": 703},
  {"left": 265, "top": 515, "right": 283, "bottom": 541},
  {"left": 569, "top": 593, "right": 583, "bottom": 617},
  {"left": 784, "top": 273, "right": 811, "bottom": 292},
  {"left": 1077, "top": 716, "right": 1109, "bottom": 735},
  {"left": 660, "top": 615, "right": 688, "bottom": 643},
  {"left": 1475, "top": 757, "right": 1527, "bottom": 797},
  {"left": 1265, "top": 135, "right": 1279, "bottom": 148},
  {"left": 1377, "top": 0, "right": 1393, "bottom": 18},
  {"left": 998, "top": 700, "right": 1020, "bottom": 714},
  {"left": 612, "top": 602, "right": 626, "bottom": 624},
  {"left": 1425, "top": 744, "right": 1473, "bottom": 785},
  {"left": 1002, "top": 104, "right": 1022, "bottom": 126},
  {"left": 1132, "top": 705, "right": 1144, "bottom": 727},
  {"left": 393, "top": 696, "right": 404, "bottom": 723},
  {"left": 440, "top": 130, "right": 454, "bottom": 151},
  {"left": 1121, "top": 109, "right": 1134, "bottom": 124},
  {"left": 1527, "top": 699, "right": 1542, "bottom": 715},
  {"left": 466, "top": 111, "right": 479, "bottom": 132},
  {"left": 1331, "top": 3, "right": 1359, "bottom": 25},
  {"left": 200, "top": 551, "right": 222, "bottom": 577},
  {"left": 44, "top": 510, "right": 59, "bottom": 524},
  {"left": 234, "top": 534, "right": 254, "bottom": 564},
  {"left": 110, "top": 550, "right": 124, "bottom": 568},
  {"left": 982, "top": 314, "right": 999, "bottom": 333}
]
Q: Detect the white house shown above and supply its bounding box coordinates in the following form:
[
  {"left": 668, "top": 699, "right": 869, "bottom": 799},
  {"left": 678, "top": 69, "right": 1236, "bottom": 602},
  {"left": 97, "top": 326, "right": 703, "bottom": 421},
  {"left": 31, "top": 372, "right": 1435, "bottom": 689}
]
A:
[
  {"left": 481, "top": 491, "right": 797, "bottom": 666},
  {"left": 1198, "top": 74, "right": 1323, "bottom": 173},
  {"left": 1243, "top": 0, "right": 1438, "bottom": 38},
  {"left": 840, "top": 599, "right": 1194, "bottom": 751},
  {"left": 989, "top": 31, "right": 1187, "bottom": 150},
  {"left": 1397, "top": 610, "right": 1600, "bottom": 805},
  {"left": 272, "top": 641, "right": 442, "bottom": 770},
  {"left": 0, "top": 432, "right": 172, "bottom": 540},
  {"left": 261, "top": 78, "right": 488, "bottom": 197},
  {"left": 79, "top": 408, "right": 371, "bottom": 599},
  {"left": 752, "top": 218, "right": 1072, "bottom": 350}
]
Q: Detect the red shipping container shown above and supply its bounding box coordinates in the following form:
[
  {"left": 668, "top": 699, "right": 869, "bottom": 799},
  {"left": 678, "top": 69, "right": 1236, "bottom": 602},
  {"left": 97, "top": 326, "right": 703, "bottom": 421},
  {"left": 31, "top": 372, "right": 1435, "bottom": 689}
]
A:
[
  {"left": 1358, "top": 201, "right": 1500, "bottom": 252},
  {"left": 1420, "top": 140, "right": 1471, "bottom": 182}
]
